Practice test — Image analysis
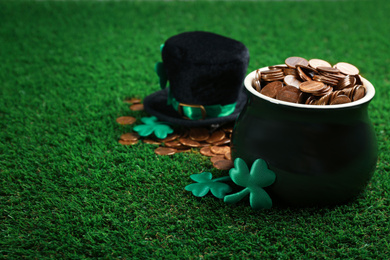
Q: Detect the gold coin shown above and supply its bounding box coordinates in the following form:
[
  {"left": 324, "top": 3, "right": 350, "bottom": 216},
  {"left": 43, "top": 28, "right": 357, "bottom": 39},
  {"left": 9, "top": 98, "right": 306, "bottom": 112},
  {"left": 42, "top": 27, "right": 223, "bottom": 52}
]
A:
[
  {"left": 118, "top": 139, "right": 138, "bottom": 145},
  {"left": 317, "top": 66, "right": 340, "bottom": 74},
  {"left": 214, "top": 138, "right": 231, "bottom": 146},
  {"left": 154, "top": 147, "right": 177, "bottom": 155},
  {"left": 285, "top": 56, "right": 309, "bottom": 68},
  {"left": 334, "top": 62, "right": 359, "bottom": 75},
  {"left": 330, "top": 95, "right": 351, "bottom": 105},
  {"left": 224, "top": 151, "right": 232, "bottom": 161},
  {"left": 143, "top": 139, "right": 161, "bottom": 145},
  {"left": 284, "top": 75, "right": 302, "bottom": 88},
  {"left": 276, "top": 85, "right": 301, "bottom": 103},
  {"left": 260, "top": 81, "right": 283, "bottom": 98},
  {"left": 120, "top": 132, "right": 140, "bottom": 141},
  {"left": 299, "top": 81, "right": 326, "bottom": 93},
  {"left": 160, "top": 133, "right": 180, "bottom": 142},
  {"left": 164, "top": 140, "right": 183, "bottom": 148},
  {"left": 200, "top": 146, "right": 217, "bottom": 157},
  {"left": 309, "top": 59, "right": 332, "bottom": 69},
  {"left": 213, "top": 159, "right": 234, "bottom": 170},
  {"left": 130, "top": 103, "right": 144, "bottom": 111},
  {"left": 179, "top": 137, "right": 201, "bottom": 148},
  {"left": 210, "top": 155, "right": 226, "bottom": 163},
  {"left": 210, "top": 145, "right": 230, "bottom": 155},
  {"left": 252, "top": 78, "right": 261, "bottom": 92},
  {"left": 352, "top": 85, "right": 366, "bottom": 101},
  {"left": 206, "top": 130, "right": 226, "bottom": 144},
  {"left": 297, "top": 66, "right": 312, "bottom": 81},
  {"left": 116, "top": 116, "right": 136, "bottom": 125},
  {"left": 189, "top": 128, "right": 210, "bottom": 141}
]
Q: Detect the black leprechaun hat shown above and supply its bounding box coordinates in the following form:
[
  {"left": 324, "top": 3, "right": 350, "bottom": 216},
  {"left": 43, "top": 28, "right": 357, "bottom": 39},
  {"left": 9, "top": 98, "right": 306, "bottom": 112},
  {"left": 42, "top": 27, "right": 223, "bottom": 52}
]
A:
[{"left": 143, "top": 31, "right": 250, "bottom": 127}]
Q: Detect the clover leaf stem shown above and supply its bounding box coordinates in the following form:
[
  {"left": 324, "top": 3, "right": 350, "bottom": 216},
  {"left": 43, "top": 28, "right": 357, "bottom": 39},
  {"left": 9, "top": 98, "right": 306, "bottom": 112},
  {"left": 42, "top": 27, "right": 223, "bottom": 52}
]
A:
[
  {"left": 223, "top": 187, "right": 250, "bottom": 204},
  {"left": 212, "top": 176, "right": 231, "bottom": 183}
]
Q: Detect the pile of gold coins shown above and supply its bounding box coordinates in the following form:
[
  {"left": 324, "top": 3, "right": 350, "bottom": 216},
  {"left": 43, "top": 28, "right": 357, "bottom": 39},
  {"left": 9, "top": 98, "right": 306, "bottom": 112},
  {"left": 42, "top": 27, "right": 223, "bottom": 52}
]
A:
[
  {"left": 252, "top": 57, "right": 366, "bottom": 105},
  {"left": 116, "top": 98, "right": 234, "bottom": 170}
]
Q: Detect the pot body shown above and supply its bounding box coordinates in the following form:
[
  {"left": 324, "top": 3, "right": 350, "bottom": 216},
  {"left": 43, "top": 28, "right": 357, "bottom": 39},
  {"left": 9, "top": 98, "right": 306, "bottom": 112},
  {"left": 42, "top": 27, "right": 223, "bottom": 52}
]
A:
[{"left": 231, "top": 70, "right": 378, "bottom": 207}]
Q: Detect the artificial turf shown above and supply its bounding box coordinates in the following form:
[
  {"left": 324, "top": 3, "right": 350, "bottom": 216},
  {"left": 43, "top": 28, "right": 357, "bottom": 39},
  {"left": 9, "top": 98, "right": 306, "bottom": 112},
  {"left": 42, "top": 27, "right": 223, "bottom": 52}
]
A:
[{"left": 1, "top": 0, "right": 389, "bottom": 258}]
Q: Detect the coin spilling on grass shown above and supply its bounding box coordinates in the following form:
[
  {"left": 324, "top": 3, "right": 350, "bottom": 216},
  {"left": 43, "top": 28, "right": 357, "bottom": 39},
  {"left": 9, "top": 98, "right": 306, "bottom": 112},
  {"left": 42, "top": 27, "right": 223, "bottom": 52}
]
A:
[
  {"left": 213, "top": 159, "right": 234, "bottom": 170},
  {"left": 120, "top": 132, "right": 140, "bottom": 141},
  {"left": 154, "top": 147, "right": 177, "bottom": 156},
  {"left": 130, "top": 103, "right": 144, "bottom": 111},
  {"left": 116, "top": 116, "right": 136, "bottom": 125}
]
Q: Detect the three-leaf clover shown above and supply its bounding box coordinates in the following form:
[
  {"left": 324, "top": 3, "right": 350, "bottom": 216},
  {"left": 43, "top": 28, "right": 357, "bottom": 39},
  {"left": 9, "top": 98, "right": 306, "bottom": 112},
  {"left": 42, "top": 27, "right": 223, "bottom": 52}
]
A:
[
  {"left": 224, "top": 158, "right": 276, "bottom": 210},
  {"left": 133, "top": 116, "right": 173, "bottom": 139},
  {"left": 185, "top": 172, "right": 232, "bottom": 199}
]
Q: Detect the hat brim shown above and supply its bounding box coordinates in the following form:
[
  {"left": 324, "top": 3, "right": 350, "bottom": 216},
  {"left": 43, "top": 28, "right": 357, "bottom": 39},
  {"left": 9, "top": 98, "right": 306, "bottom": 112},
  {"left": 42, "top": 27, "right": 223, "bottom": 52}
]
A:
[{"left": 143, "top": 88, "right": 247, "bottom": 127}]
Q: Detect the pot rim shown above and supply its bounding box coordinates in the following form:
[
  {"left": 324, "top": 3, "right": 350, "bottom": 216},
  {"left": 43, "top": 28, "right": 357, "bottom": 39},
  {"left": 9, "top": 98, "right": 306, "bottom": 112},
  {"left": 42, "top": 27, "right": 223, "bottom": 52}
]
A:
[{"left": 245, "top": 66, "right": 375, "bottom": 109}]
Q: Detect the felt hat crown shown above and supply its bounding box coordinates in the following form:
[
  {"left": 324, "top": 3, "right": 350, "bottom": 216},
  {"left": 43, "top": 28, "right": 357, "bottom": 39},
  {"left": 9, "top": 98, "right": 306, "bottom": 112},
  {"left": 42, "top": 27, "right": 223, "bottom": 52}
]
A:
[{"left": 143, "top": 31, "right": 250, "bottom": 127}]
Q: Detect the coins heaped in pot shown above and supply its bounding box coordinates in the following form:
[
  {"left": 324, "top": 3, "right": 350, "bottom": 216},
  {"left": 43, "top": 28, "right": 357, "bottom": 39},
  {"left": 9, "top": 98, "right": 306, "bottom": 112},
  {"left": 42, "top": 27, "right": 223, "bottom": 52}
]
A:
[
  {"left": 285, "top": 57, "right": 309, "bottom": 68},
  {"left": 260, "top": 81, "right": 283, "bottom": 98},
  {"left": 334, "top": 62, "right": 359, "bottom": 75},
  {"left": 309, "top": 59, "right": 332, "bottom": 69}
]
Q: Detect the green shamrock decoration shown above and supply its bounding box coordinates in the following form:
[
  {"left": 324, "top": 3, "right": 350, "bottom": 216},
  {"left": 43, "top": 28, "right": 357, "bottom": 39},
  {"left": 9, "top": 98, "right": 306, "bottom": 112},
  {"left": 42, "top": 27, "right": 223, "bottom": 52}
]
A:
[
  {"left": 224, "top": 158, "right": 276, "bottom": 210},
  {"left": 133, "top": 116, "right": 173, "bottom": 139},
  {"left": 185, "top": 172, "right": 232, "bottom": 199}
]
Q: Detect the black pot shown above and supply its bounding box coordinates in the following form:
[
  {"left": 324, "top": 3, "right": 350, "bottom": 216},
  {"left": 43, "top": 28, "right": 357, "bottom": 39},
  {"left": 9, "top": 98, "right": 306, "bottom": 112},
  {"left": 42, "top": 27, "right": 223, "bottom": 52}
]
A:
[{"left": 231, "top": 67, "right": 378, "bottom": 207}]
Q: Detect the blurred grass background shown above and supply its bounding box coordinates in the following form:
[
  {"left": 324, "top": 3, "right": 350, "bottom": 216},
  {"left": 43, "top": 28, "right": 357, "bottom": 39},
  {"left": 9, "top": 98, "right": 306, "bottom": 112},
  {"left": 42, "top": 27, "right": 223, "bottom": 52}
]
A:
[{"left": 1, "top": 0, "right": 389, "bottom": 258}]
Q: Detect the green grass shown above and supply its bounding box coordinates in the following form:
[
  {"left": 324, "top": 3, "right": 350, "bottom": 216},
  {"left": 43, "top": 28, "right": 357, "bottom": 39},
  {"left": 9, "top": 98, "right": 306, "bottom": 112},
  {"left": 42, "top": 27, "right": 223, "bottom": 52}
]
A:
[{"left": 1, "top": 0, "right": 389, "bottom": 258}]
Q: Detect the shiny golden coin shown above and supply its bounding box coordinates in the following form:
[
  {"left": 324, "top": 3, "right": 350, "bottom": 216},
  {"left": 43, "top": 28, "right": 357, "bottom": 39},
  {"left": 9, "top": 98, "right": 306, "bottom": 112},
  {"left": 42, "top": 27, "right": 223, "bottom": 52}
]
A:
[
  {"left": 285, "top": 56, "right": 309, "bottom": 68},
  {"left": 255, "top": 69, "right": 261, "bottom": 81},
  {"left": 317, "top": 66, "right": 340, "bottom": 74},
  {"left": 120, "top": 132, "right": 140, "bottom": 141},
  {"left": 118, "top": 139, "right": 138, "bottom": 145},
  {"left": 160, "top": 133, "right": 180, "bottom": 142},
  {"left": 260, "top": 81, "right": 283, "bottom": 98},
  {"left": 154, "top": 147, "right": 177, "bottom": 156},
  {"left": 210, "top": 155, "right": 226, "bottom": 163},
  {"left": 309, "top": 59, "right": 332, "bottom": 69},
  {"left": 284, "top": 75, "right": 302, "bottom": 89},
  {"left": 214, "top": 138, "right": 231, "bottom": 146},
  {"left": 116, "top": 116, "right": 136, "bottom": 125},
  {"left": 179, "top": 137, "right": 201, "bottom": 148},
  {"left": 206, "top": 130, "right": 226, "bottom": 144},
  {"left": 353, "top": 85, "right": 366, "bottom": 101},
  {"left": 200, "top": 146, "right": 217, "bottom": 157},
  {"left": 276, "top": 85, "right": 301, "bottom": 103},
  {"left": 143, "top": 139, "right": 161, "bottom": 145},
  {"left": 334, "top": 62, "right": 359, "bottom": 75},
  {"left": 210, "top": 145, "right": 230, "bottom": 155},
  {"left": 299, "top": 81, "right": 326, "bottom": 93},
  {"left": 252, "top": 78, "right": 261, "bottom": 92},
  {"left": 224, "top": 151, "right": 232, "bottom": 161},
  {"left": 189, "top": 128, "right": 210, "bottom": 141},
  {"left": 130, "top": 103, "right": 144, "bottom": 111},
  {"left": 330, "top": 95, "right": 351, "bottom": 105},
  {"left": 213, "top": 159, "right": 234, "bottom": 170},
  {"left": 164, "top": 140, "right": 184, "bottom": 148}
]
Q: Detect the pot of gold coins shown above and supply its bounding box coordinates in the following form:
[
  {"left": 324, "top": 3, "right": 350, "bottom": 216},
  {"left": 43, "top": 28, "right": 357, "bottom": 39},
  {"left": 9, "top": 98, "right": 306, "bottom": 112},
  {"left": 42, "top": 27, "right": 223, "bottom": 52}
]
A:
[{"left": 230, "top": 57, "right": 377, "bottom": 207}]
